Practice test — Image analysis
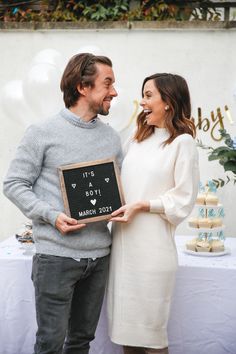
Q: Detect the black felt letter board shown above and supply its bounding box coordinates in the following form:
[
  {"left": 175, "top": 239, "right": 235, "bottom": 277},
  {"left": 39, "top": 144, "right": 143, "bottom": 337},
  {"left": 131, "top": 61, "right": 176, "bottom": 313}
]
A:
[{"left": 58, "top": 158, "right": 124, "bottom": 223}]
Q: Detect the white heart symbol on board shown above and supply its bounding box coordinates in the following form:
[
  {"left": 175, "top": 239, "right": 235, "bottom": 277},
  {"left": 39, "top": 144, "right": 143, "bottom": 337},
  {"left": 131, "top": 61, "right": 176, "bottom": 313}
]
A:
[
  {"left": 105, "top": 178, "right": 109, "bottom": 183},
  {"left": 90, "top": 199, "right": 97, "bottom": 205},
  {"left": 71, "top": 184, "right": 76, "bottom": 189}
]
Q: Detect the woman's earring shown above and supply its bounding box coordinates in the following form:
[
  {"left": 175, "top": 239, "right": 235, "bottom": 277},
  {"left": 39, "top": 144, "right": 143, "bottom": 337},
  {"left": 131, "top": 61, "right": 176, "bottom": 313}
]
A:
[{"left": 165, "top": 105, "right": 169, "bottom": 111}]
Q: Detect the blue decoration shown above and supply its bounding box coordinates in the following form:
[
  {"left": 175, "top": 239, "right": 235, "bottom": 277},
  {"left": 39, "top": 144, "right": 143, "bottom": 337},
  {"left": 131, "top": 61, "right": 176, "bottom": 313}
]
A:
[
  {"left": 198, "top": 232, "right": 205, "bottom": 240},
  {"left": 208, "top": 180, "right": 217, "bottom": 193},
  {"left": 208, "top": 209, "right": 216, "bottom": 218},
  {"left": 217, "top": 230, "right": 225, "bottom": 240},
  {"left": 199, "top": 181, "right": 205, "bottom": 193},
  {"left": 206, "top": 232, "right": 213, "bottom": 241},
  {"left": 12, "top": 7, "right": 19, "bottom": 15},
  {"left": 218, "top": 207, "right": 225, "bottom": 218},
  {"left": 198, "top": 208, "right": 205, "bottom": 218}
]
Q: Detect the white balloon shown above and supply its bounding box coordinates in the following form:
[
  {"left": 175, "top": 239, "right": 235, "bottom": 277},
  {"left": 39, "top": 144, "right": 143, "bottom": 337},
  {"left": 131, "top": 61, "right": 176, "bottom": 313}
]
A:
[
  {"left": 1, "top": 80, "right": 37, "bottom": 126},
  {"left": 23, "top": 62, "right": 64, "bottom": 118},
  {"left": 32, "top": 48, "right": 65, "bottom": 70}
]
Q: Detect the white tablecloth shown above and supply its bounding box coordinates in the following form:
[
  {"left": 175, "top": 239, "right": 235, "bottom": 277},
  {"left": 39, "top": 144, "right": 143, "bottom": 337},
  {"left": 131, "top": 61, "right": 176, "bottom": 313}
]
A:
[{"left": 0, "top": 236, "right": 236, "bottom": 354}]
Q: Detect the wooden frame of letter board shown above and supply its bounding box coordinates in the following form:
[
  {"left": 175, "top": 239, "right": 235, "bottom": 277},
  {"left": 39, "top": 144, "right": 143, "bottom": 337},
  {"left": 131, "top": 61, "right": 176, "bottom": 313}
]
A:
[{"left": 58, "top": 158, "right": 125, "bottom": 223}]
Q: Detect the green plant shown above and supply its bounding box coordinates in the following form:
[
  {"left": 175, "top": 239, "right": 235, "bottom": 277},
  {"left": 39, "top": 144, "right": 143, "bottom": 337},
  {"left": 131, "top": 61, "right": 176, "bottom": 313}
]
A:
[
  {"left": 82, "top": 0, "right": 129, "bottom": 21},
  {"left": 197, "top": 129, "right": 236, "bottom": 188},
  {"left": 0, "top": 0, "right": 225, "bottom": 22},
  {"left": 139, "top": 0, "right": 221, "bottom": 21}
]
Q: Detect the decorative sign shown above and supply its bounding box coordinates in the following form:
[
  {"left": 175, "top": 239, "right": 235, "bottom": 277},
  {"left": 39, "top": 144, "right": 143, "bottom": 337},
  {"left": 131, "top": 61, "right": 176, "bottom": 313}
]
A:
[
  {"left": 193, "top": 105, "right": 234, "bottom": 142},
  {"left": 58, "top": 158, "right": 124, "bottom": 223}
]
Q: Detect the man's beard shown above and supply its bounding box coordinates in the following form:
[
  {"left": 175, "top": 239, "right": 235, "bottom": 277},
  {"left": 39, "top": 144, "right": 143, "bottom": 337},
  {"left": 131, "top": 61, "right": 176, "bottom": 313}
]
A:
[
  {"left": 90, "top": 102, "right": 109, "bottom": 116},
  {"left": 98, "top": 106, "right": 109, "bottom": 116}
]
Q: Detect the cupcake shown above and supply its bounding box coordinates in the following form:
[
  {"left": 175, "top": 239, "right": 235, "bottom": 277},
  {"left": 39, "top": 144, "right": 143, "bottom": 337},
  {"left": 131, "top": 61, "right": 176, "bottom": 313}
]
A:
[
  {"left": 186, "top": 238, "right": 197, "bottom": 252},
  {"left": 188, "top": 217, "right": 199, "bottom": 228},
  {"left": 211, "top": 240, "right": 224, "bottom": 253},
  {"left": 211, "top": 218, "right": 223, "bottom": 228},
  {"left": 198, "top": 218, "right": 212, "bottom": 228},
  {"left": 196, "top": 240, "right": 211, "bottom": 252},
  {"left": 196, "top": 193, "right": 206, "bottom": 205},
  {"left": 205, "top": 194, "right": 218, "bottom": 206}
]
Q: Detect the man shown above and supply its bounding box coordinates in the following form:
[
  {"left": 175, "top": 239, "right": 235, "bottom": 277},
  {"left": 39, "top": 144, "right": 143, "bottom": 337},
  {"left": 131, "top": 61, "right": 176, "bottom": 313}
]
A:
[{"left": 3, "top": 53, "right": 122, "bottom": 354}]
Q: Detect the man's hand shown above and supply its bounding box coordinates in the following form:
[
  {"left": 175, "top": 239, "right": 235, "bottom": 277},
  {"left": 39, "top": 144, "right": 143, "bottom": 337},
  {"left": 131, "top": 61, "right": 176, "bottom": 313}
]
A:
[{"left": 55, "top": 213, "right": 86, "bottom": 235}]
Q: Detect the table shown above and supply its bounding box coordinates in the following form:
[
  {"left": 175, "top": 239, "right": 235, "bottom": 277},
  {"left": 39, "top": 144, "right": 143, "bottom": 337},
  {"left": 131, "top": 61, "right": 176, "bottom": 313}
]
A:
[
  {"left": 168, "top": 237, "right": 236, "bottom": 354},
  {"left": 0, "top": 236, "right": 236, "bottom": 354}
]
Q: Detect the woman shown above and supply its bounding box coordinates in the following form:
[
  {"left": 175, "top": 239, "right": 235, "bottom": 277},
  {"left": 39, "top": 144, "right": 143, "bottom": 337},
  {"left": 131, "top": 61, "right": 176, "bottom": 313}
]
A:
[{"left": 107, "top": 73, "right": 199, "bottom": 354}]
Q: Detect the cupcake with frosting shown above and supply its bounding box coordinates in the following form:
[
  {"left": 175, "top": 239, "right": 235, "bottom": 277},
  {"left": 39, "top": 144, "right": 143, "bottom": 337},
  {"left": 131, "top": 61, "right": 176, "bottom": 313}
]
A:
[
  {"left": 205, "top": 193, "right": 218, "bottom": 206},
  {"left": 211, "top": 218, "right": 223, "bottom": 228},
  {"left": 211, "top": 240, "right": 224, "bottom": 252},
  {"left": 188, "top": 218, "right": 199, "bottom": 228},
  {"left": 198, "top": 218, "right": 212, "bottom": 228},
  {"left": 186, "top": 238, "right": 197, "bottom": 251},
  {"left": 196, "top": 240, "right": 211, "bottom": 252},
  {"left": 196, "top": 193, "right": 206, "bottom": 205}
]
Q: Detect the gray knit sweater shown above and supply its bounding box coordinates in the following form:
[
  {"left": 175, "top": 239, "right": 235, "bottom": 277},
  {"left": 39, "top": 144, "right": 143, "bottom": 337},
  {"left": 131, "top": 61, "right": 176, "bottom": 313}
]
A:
[{"left": 3, "top": 108, "right": 123, "bottom": 258}]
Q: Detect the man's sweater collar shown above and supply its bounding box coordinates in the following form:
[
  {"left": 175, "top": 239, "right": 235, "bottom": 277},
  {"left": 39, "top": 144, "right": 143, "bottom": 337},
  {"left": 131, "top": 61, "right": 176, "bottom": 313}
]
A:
[{"left": 60, "top": 108, "right": 99, "bottom": 129}]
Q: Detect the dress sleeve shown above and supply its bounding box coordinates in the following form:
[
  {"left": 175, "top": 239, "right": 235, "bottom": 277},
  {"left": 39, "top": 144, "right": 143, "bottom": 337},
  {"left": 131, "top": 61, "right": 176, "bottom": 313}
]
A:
[
  {"left": 149, "top": 135, "right": 199, "bottom": 226},
  {"left": 3, "top": 125, "right": 61, "bottom": 226}
]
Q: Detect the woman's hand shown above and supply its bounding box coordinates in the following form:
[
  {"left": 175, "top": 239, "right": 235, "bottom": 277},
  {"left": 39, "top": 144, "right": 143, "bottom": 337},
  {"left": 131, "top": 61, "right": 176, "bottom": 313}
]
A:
[
  {"left": 55, "top": 212, "right": 86, "bottom": 235},
  {"left": 110, "top": 201, "right": 150, "bottom": 223}
]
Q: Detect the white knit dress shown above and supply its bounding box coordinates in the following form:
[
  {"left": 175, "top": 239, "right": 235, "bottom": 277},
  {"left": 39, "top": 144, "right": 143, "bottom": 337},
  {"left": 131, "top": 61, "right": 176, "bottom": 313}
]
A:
[{"left": 107, "top": 128, "right": 199, "bottom": 349}]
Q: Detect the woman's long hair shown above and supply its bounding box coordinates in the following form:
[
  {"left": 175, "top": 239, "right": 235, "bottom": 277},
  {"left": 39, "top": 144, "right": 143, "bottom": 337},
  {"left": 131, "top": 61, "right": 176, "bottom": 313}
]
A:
[{"left": 134, "top": 73, "right": 196, "bottom": 145}]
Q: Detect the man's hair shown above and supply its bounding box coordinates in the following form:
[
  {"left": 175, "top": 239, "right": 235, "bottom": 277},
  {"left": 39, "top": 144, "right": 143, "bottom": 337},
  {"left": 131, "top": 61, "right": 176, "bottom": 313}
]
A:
[{"left": 60, "top": 53, "right": 112, "bottom": 108}]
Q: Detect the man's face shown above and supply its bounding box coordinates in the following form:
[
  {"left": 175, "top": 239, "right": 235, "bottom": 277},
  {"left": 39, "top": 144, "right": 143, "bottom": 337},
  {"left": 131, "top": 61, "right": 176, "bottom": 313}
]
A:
[{"left": 86, "top": 64, "right": 117, "bottom": 116}]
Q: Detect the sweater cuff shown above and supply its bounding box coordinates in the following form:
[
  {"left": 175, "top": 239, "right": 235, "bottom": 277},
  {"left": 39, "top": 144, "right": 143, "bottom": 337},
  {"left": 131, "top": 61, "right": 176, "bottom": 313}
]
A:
[
  {"left": 46, "top": 210, "right": 61, "bottom": 227},
  {"left": 149, "top": 198, "right": 164, "bottom": 213}
]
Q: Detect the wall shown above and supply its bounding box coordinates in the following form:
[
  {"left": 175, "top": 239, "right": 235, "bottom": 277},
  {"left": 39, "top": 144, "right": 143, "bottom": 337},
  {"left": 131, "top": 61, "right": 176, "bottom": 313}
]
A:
[{"left": 0, "top": 25, "right": 236, "bottom": 240}]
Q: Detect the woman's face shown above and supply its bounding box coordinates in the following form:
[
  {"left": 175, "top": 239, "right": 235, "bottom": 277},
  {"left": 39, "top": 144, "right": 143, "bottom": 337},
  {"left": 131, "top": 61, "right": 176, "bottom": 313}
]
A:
[{"left": 140, "top": 79, "right": 167, "bottom": 128}]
